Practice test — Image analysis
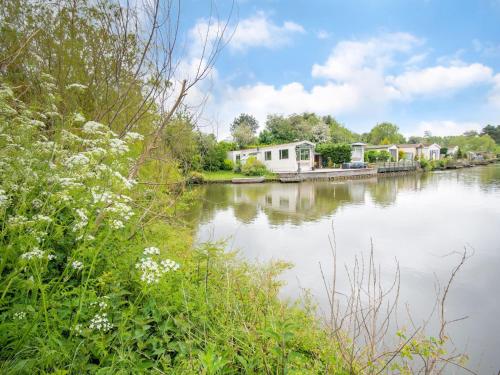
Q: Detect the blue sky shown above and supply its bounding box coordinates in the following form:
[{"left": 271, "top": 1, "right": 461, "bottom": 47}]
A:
[{"left": 179, "top": 0, "right": 500, "bottom": 138}]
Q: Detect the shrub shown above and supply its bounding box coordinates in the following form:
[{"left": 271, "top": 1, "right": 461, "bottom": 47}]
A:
[
  {"left": 241, "top": 156, "right": 267, "bottom": 176},
  {"left": 365, "top": 150, "right": 379, "bottom": 163},
  {"left": 222, "top": 158, "right": 234, "bottom": 171},
  {"left": 316, "top": 143, "right": 351, "bottom": 164},
  {"left": 419, "top": 158, "right": 430, "bottom": 170},
  {"left": 398, "top": 150, "right": 405, "bottom": 161},
  {"left": 186, "top": 171, "right": 205, "bottom": 184},
  {"left": 378, "top": 150, "right": 391, "bottom": 162}
]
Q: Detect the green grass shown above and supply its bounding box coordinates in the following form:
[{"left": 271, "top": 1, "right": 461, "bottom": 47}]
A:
[{"left": 201, "top": 170, "right": 277, "bottom": 181}]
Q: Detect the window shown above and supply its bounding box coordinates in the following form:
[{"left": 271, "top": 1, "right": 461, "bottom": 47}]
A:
[
  {"left": 279, "top": 149, "right": 289, "bottom": 160},
  {"left": 299, "top": 149, "right": 310, "bottom": 161},
  {"left": 235, "top": 155, "right": 241, "bottom": 163},
  {"left": 264, "top": 151, "right": 272, "bottom": 161}
]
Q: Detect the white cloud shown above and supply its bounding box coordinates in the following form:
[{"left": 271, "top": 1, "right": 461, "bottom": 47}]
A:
[
  {"left": 311, "top": 32, "right": 422, "bottom": 81},
  {"left": 388, "top": 63, "right": 493, "bottom": 98},
  {"left": 229, "top": 12, "right": 305, "bottom": 51},
  {"left": 316, "top": 30, "right": 331, "bottom": 40},
  {"left": 413, "top": 120, "right": 482, "bottom": 137},
  {"left": 489, "top": 73, "right": 500, "bottom": 108},
  {"left": 183, "top": 30, "right": 499, "bottom": 138}
]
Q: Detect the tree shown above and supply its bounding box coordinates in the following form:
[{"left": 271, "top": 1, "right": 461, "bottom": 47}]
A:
[
  {"left": 232, "top": 124, "right": 256, "bottom": 148},
  {"left": 258, "top": 129, "right": 274, "bottom": 145},
  {"left": 264, "top": 114, "right": 299, "bottom": 143},
  {"left": 324, "top": 116, "right": 359, "bottom": 144},
  {"left": 230, "top": 113, "right": 259, "bottom": 134},
  {"left": 366, "top": 122, "right": 405, "bottom": 145},
  {"left": 481, "top": 124, "right": 500, "bottom": 144},
  {"left": 310, "top": 122, "right": 330, "bottom": 143}
]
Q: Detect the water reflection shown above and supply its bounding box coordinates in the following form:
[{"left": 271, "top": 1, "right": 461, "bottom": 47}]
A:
[
  {"left": 188, "top": 164, "right": 500, "bottom": 373},
  {"left": 189, "top": 173, "right": 437, "bottom": 225}
]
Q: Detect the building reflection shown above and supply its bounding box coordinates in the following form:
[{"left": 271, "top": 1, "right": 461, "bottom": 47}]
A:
[{"left": 185, "top": 173, "right": 435, "bottom": 227}]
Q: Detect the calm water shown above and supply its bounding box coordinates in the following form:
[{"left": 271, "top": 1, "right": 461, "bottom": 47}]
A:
[{"left": 187, "top": 164, "right": 500, "bottom": 373}]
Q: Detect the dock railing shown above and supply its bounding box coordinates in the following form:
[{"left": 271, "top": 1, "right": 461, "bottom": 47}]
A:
[{"left": 377, "top": 160, "right": 419, "bottom": 173}]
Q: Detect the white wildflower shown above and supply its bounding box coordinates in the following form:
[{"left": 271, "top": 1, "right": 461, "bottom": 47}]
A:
[
  {"left": 135, "top": 256, "right": 180, "bottom": 284},
  {"left": 98, "top": 301, "right": 108, "bottom": 310},
  {"left": 143, "top": 247, "right": 160, "bottom": 255},
  {"left": 8, "top": 215, "right": 28, "bottom": 226},
  {"left": 0, "top": 189, "right": 8, "bottom": 208},
  {"left": 71, "top": 260, "right": 84, "bottom": 271},
  {"left": 48, "top": 254, "right": 56, "bottom": 260},
  {"left": 89, "top": 313, "right": 112, "bottom": 332},
  {"left": 33, "top": 214, "right": 52, "bottom": 223},
  {"left": 82, "top": 121, "right": 110, "bottom": 136},
  {"left": 13, "top": 311, "right": 26, "bottom": 320},
  {"left": 66, "top": 83, "right": 88, "bottom": 91},
  {"left": 30, "top": 119, "right": 46, "bottom": 128},
  {"left": 124, "top": 132, "right": 144, "bottom": 141},
  {"left": 21, "top": 247, "right": 45, "bottom": 260},
  {"left": 108, "top": 138, "right": 129, "bottom": 155},
  {"left": 110, "top": 219, "right": 125, "bottom": 229},
  {"left": 73, "top": 208, "right": 88, "bottom": 232},
  {"left": 73, "top": 112, "right": 86, "bottom": 123},
  {"left": 91, "top": 188, "right": 113, "bottom": 204},
  {"left": 105, "top": 202, "right": 134, "bottom": 221},
  {"left": 73, "top": 323, "right": 83, "bottom": 335},
  {"left": 32, "top": 199, "right": 43, "bottom": 209},
  {"left": 64, "top": 153, "right": 89, "bottom": 168}
]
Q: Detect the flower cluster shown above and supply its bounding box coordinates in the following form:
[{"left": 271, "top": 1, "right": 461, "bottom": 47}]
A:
[
  {"left": 71, "top": 260, "right": 84, "bottom": 271},
  {"left": 13, "top": 311, "right": 26, "bottom": 320},
  {"left": 0, "top": 189, "right": 9, "bottom": 208},
  {"left": 135, "top": 247, "right": 180, "bottom": 284},
  {"left": 89, "top": 313, "right": 112, "bottom": 332},
  {"left": 21, "top": 247, "right": 45, "bottom": 260},
  {"left": 73, "top": 208, "right": 88, "bottom": 232}
]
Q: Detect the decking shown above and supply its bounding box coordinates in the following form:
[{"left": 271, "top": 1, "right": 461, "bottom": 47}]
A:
[{"left": 277, "top": 168, "right": 377, "bottom": 182}]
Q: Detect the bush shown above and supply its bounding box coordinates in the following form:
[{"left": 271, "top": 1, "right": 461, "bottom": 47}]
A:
[
  {"left": 186, "top": 171, "right": 205, "bottom": 184},
  {"left": 222, "top": 158, "right": 234, "bottom": 171},
  {"left": 419, "top": 158, "right": 430, "bottom": 170},
  {"left": 316, "top": 143, "right": 351, "bottom": 164},
  {"left": 365, "top": 150, "right": 379, "bottom": 163},
  {"left": 378, "top": 150, "right": 391, "bottom": 162},
  {"left": 241, "top": 156, "right": 267, "bottom": 176}
]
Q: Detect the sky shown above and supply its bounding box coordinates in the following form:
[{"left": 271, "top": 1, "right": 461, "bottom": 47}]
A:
[{"left": 177, "top": 0, "right": 500, "bottom": 139}]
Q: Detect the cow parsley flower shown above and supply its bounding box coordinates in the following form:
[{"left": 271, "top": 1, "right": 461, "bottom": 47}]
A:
[
  {"left": 66, "top": 83, "right": 88, "bottom": 91},
  {"left": 124, "top": 132, "right": 144, "bottom": 141},
  {"left": 110, "top": 219, "right": 124, "bottom": 229},
  {"left": 89, "top": 313, "right": 112, "bottom": 332},
  {"left": 73, "top": 208, "right": 88, "bottom": 232},
  {"left": 135, "top": 254, "right": 180, "bottom": 284},
  {"left": 82, "top": 121, "right": 109, "bottom": 136},
  {"left": 73, "top": 112, "right": 85, "bottom": 123},
  {"left": 108, "top": 138, "right": 129, "bottom": 155},
  {"left": 21, "top": 247, "right": 45, "bottom": 260},
  {"left": 65, "top": 153, "right": 89, "bottom": 168},
  {"left": 143, "top": 247, "right": 160, "bottom": 255},
  {"left": 13, "top": 311, "right": 26, "bottom": 320},
  {"left": 71, "top": 260, "right": 84, "bottom": 271},
  {"left": 0, "top": 189, "right": 8, "bottom": 208}
]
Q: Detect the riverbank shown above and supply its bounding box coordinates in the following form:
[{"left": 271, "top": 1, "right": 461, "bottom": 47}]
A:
[{"left": 198, "top": 158, "right": 499, "bottom": 184}]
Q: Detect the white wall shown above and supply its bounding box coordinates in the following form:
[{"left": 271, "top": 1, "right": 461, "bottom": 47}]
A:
[
  {"left": 423, "top": 144, "right": 440, "bottom": 160},
  {"left": 229, "top": 144, "right": 314, "bottom": 172}
]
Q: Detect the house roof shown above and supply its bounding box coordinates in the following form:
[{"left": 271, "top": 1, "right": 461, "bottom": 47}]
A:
[
  {"left": 365, "top": 144, "right": 397, "bottom": 150},
  {"left": 423, "top": 143, "right": 441, "bottom": 148},
  {"left": 351, "top": 142, "right": 366, "bottom": 146},
  {"left": 230, "top": 140, "right": 315, "bottom": 154},
  {"left": 397, "top": 143, "right": 423, "bottom": 148}
]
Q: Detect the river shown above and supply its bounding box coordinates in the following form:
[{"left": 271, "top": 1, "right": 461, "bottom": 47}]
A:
[{"left": 188, "top": 164, "right": 500, "bottom": 373}]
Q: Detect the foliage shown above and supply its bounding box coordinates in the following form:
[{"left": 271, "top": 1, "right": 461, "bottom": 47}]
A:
[
  {"left": 316, "top": 143, "right": 352, "bottom": 165},
  {"left": 187, "top": 171, "right": 205, "bottom": 184},
  {"left": 398, "top": 149, "right": 405, "bottom": 161},
  {"left": 230, "top": 113, "right": 259, "bottom": 134},
  {"left": 0, "top": 79, "right": 349, "bottom": 374},
  {"left": 241, "top": 156, "right": 268, "bottom": 176},
  {"left": 481, "top": 124, "right": 500, "bottom": 144},
  {"left": 364, "top": 150, "right": 391, "bottom": 162},
  {"left": 366, "top": 122, "right": 406, "bottom": 145},
  {"left": 260, "top": 113, "right": 329, "bottom": 144},
  {"left": 324, "top": 116, "right": 360, "bottom": 144},
  {"left": 440, "top": 147, "right": 448, "bottom": 155},
  {"left": 222, "top": 159, "right": 234, "bottom": 171}
]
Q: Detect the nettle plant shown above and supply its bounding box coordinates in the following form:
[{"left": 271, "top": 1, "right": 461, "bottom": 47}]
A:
[{"left": 0, "top": 80, "right": 181, "bottom": 370}]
